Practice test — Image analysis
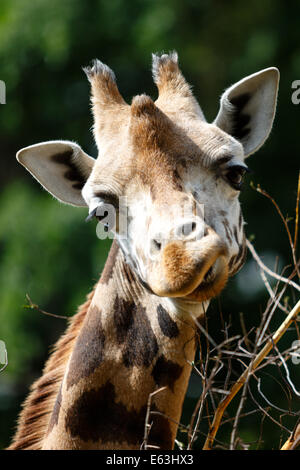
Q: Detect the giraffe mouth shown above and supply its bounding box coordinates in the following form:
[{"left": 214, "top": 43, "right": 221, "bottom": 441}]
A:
[
  {"left": 147, "top": 231, "right": 228, "bottom": 299},
  {"left": 182, "top": 258, "right": 228, "bottom": 302},
  {"left": 203, "top": 265, "right": 214, "bottom": 282}
]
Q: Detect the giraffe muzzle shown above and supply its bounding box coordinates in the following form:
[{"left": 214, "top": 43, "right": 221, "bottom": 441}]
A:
[{"left": 146, "top": 227, "right": 228, "bottom": 299}]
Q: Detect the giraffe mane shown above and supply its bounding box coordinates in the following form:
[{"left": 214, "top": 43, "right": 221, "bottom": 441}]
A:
[{"left": 7, "top": 286, "right": 96, "bottom": 450}]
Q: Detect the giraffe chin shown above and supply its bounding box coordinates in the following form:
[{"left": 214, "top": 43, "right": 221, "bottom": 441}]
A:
[
  {"left": 148, "top": 255, "right": 228, "bottom": 301},
  {"left": 181, "top": 260, "right": 229, "bottom": 302}
]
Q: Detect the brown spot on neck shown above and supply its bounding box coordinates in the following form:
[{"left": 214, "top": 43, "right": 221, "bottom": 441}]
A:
[
  {"left": 157, "top": 304, "right": 179, "bottom": 338},
  {"left": 113, "top": 297, "right": 158, "bottom": 367},
  {"left": 65, "top": 381, "right": 173, "bottom": 449},
  {"left": 66, "top": 305, "right": 105, "bottom": 389},
  {"left": 151, "top": 355, "right": 183, "bottom": 392}
]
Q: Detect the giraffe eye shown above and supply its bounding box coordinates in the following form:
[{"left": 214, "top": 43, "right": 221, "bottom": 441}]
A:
[{"left": 225, "top": 165, "right": 249, "bottom": 190}]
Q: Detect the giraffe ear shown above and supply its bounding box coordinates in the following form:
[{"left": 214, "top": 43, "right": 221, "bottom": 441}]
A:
[
  {"left": 214, "top": 68, "right": 279, "bottom": 158},
  {"left": 17, "top": 140, "right": 95, "bottom": 206}
]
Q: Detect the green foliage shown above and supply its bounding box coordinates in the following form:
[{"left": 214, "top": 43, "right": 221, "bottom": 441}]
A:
[
  {"left": 0, "top": 0, "right": 299, "bottom": 449},
  {"left": 0, "top": 180, "right": 110, "bottom": 377}
]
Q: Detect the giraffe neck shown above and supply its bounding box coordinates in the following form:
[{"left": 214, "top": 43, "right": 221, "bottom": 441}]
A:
[{"left": 42, "top": 241, "right": 207, "bottom": 450}]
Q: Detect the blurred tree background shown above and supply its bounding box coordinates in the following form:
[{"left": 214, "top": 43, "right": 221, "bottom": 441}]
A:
[{"left": 0, "top": 0, "right": 299, "bottom": 449}]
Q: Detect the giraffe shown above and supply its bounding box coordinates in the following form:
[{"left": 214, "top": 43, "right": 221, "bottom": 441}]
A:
[{"left": 8, "top": 52, "right": 279, "bottom": 450}]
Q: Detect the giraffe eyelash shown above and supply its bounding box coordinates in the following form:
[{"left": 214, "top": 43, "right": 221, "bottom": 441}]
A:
[{"left": 94, "top": 191, "right": 119, "bottom": 207}]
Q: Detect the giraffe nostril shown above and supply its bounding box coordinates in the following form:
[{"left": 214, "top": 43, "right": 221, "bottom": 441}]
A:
[{"left": 177, "top": 221, "right": 197, "bottom": 238}]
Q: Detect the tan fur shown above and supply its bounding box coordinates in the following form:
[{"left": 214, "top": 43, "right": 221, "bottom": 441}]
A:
[{"left": 153, "top": 52, "right": 204, "bottom": 119}]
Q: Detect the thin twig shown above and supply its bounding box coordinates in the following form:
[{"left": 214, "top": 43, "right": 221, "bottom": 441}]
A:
[
  {"left": 229, "top": 325, "right": 260, "bottom": 449},
  {"left": 188, "top": 355, "right": 223, "bottom": 449},
  {"left": 281, "top": 421, "right": 300, "bottom": 450},
  {"left": 252, "top": 183, "right": 299, "bottom": 278},
  {"left": 256, "top": 376, "right": 296, "bottom": 414},
  {"left": 257, "top": 283, "right": 288, "bottom": 347},
  {"left": 256, "top": 412, "right": 267, "bottom": 450},
  {"left": 221, "top": 408, "right": 261, "bottom": 425},
  {"left": 258, "top": 264, "right": 290, "bottom": 314},
  {"left": 229, "top": 379, "right": 249, "bottom": 450},
  {"left": 246, "top": 240, "right": 300, "bottom": 292},
  {"left": 142, "top": 387, "right": 167, "bottom": 450},
  {"left": 239, "top": 312, "right": 251, "bottom": 350},
  {"left": 294, "top": 171, "right": 300, "bottom": 254},
  {"left": 194, "top": 317, "right": 217, "bottom": 348},
  {"left": 273, "top": 345, "right": 300, "bottom": 397},
  {"left": 25, "top": 294, "right": 69, "bottom": 319},
  {"left": 248, "top": 384, "right": 292, "bottom": 434}
]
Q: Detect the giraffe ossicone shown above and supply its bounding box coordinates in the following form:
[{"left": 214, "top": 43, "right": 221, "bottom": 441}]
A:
[{"left": 10, "top": 52, "right": 279, "bottom": 450}]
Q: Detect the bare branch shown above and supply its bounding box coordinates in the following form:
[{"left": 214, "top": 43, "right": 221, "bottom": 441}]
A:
[
  {"left": 251, "top": 183, "right": 299, "bottom": 279},
  {"left": 25, "top": 294, "right": 69, "bottom": 320},
  {"left": 294, "top": 172, "right": 300, "bottom": 254},
  {"left": 203, "top": 299, "right": 300, "bottom": 450},
  {"left": 273, "top": 346, "right": 300, "bottom": 397},
  {"left": 141, "top": 387, "right": 167, "bottom": 450},
  {"left": 281, "top": 421, "right": 300, "bottom": 450}
]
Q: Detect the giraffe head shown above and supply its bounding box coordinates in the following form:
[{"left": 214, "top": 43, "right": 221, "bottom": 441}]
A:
[{"left": 17, "top": 52, "right": 279, "bottom": 303}]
